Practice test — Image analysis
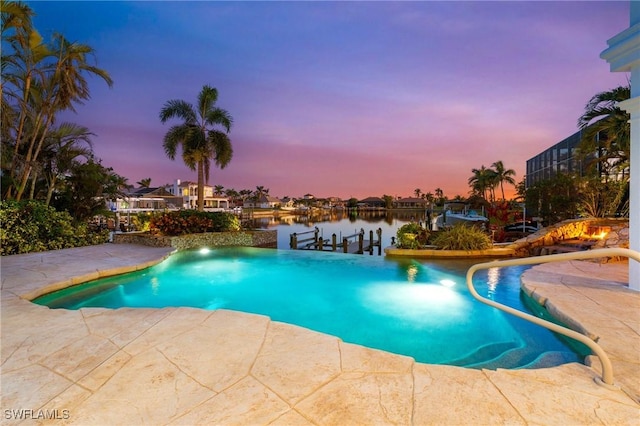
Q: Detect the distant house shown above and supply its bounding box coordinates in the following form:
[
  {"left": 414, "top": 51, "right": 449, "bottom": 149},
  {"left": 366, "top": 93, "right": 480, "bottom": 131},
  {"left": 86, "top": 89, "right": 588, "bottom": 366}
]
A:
[
  {"left": 280, "top": 197, "right": 296, "bottom": 209},
  {"left": 393, "top": 197, "right": 429, "bottom": 209},
  {"left": 358, "top": 196, "right": 386, "bottom": 208},
  {"left": 165, "top": 179, "right": 229, "bottom": 210},
  {"left": 245, "top": 195, "right": 281, "bottom": 209},
  {"left": 107, "top": 187, "right": 182, "bottom": 212},
  {"left": 324, "top": 196, "right": 344, "bottom": 208}
]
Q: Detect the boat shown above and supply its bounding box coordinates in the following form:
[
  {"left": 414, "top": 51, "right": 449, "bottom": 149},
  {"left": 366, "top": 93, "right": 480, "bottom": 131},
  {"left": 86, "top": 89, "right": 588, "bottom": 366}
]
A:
[{"left": 433, "top": 202, "right": 488, "bottom": 230}]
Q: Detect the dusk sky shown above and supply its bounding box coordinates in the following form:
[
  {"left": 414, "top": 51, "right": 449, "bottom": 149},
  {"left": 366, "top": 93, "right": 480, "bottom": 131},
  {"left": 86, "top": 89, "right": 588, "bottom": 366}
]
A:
[{"left": 31, "top": 1, "right": 629, "bottom": 200}]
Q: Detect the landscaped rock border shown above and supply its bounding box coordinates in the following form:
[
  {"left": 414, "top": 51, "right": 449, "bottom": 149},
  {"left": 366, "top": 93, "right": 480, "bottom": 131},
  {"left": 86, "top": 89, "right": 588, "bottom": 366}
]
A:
[
  {"left": 113, "top": 230, "right": 277, "bottom": 250},
  {"left": 506, "top": 218, "right": 629, "bottom": 258},
  {"left": 385, "top": 218, "right": 629, "bottom": 260}
]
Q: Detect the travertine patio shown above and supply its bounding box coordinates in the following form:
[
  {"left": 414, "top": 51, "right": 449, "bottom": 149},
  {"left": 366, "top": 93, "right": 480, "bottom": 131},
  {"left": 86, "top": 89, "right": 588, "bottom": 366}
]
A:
[{"left": 1, "top": 244, "right": 638, "bottom": 425}]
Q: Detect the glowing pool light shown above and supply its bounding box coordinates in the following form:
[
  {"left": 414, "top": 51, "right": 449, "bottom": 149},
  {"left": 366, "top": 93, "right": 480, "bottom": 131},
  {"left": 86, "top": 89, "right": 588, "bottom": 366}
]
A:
[
  {"left": 440, "top": 279, "right": 456, "bottom": 288},
  {"left": 199, "top": 248, "right": 210, "bottom": 254}
]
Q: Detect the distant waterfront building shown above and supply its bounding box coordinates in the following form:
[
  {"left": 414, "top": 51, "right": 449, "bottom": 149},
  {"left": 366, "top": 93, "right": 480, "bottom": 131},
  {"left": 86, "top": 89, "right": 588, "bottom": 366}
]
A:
[
  {"left": 166, "top": 179, "right": 229, "bottom": 210},
  {"left": 358, "top": 197, "right": 386, "bottom": 208},
  {"left": 107, "top": 187, "right": 183, "bottom": 213},
  {"left": 244, "top": 195, "right": 281, "bottom": 209},
  {"left": 393, "top": 197, "right": 429, "bottom": 209}
]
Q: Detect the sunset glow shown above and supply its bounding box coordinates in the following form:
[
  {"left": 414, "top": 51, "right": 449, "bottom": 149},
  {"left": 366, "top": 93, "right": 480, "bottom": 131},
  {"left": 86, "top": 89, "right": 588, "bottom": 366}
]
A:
[{"left": 33, "top": 1, "right": 629, "bottom": 200}]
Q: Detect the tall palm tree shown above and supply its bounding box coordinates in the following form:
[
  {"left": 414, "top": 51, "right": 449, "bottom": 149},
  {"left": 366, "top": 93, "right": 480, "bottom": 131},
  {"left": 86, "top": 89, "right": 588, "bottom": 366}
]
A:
[
  {"left": 1, "top": 1, "right": 35, "bottom": 143},
  {"left": 214, "top": 184, "right": 224, "bottom": 196},
  {"left": 160, "top": 85, "right": 233, "bottom": 211},
  {"left": 577, "top": 85, "right": 630, "bottom": 177},
  {"left": 414, "top": 188, "right": 422, "bottom": 198},
  {"left": 491, "top": 160, "right": 516, "bottom": 200},
  {"left": 8, "top": 32, "right": 112, "bottom": 200}
]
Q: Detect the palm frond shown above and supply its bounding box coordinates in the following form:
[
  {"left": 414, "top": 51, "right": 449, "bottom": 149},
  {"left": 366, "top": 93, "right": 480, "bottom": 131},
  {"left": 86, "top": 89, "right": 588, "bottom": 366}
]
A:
[
  {"left": 162, "top": 124, "right": 191, "bottom": 159},
  {"left": 205, "top": 107, "right": 233, "bottom": 132},
  {"left": 197, "top": 85, "right": 218, "bottom": 120},
  {"left": 209, "top": 129, "right": 233, "bottom": 168},
  {"left": 159, "top": 99, "right": 196, "bottom": 124}
]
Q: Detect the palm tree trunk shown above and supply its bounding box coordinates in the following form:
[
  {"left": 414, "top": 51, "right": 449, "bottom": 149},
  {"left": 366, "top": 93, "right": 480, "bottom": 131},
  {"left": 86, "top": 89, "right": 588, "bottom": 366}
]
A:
[
  {"left": 15, "top": 111, "right": 52, "bottom": 200},
  {"left": 45, "top": 175, "right": 57, "bottom": 206},
  {"left": 8, "top": 70, "right": 34, "bottom": 194},
  {"left": 197, "top": 161, "right": 205, "bottom": 211},
  {"left": 28, "top": 170, "right": 37, "bottom": 199}
]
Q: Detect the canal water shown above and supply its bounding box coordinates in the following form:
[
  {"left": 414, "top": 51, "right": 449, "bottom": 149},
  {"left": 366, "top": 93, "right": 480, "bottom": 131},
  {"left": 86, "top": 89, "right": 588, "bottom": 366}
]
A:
[{"left": 247, "top": 210, "right": 426, "bottom": 250}]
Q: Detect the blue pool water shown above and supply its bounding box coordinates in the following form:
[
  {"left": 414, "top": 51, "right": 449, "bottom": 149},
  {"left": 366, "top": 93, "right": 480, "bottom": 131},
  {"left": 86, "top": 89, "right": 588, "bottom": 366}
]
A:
[{"left": 34, "top": 247, "right": 584, "bottom": 368}]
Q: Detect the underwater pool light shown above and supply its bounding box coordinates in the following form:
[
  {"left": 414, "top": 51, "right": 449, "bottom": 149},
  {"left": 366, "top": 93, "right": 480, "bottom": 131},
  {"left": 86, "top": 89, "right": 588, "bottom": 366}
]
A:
[
  {"left": 199, "top": 248, "right": 210, "bottom": 255},
  {"left": 440, "top": 279, "right": 456, "bottom": 288}
]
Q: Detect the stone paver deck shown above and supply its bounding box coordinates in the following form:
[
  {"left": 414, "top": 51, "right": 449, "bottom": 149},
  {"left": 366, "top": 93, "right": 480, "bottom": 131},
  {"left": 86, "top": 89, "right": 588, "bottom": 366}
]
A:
[{"left": 1, "top": 244, "right": 638, "bottom": 425}]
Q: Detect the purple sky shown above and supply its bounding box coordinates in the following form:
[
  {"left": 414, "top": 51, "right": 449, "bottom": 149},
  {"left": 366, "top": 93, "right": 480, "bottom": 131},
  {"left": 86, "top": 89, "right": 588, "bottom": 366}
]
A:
[{"left": 32, "top": 1, "right": 629, "bottom": 200}]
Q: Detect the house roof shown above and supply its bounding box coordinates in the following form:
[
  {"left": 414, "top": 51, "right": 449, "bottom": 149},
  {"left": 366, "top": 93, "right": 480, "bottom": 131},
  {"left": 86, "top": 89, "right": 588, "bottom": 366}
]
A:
[
  {"left": 359, "top": 196, "right": 384, "bottom": 203},
  {"left": 175, "top": 181, "right": 212, "bottom": 188},
  {"left": 129, "top": 187, "right": 175, "bottom": 197},
  {"left": 254, "top": 195, "right": 281, "bottom": 203}
]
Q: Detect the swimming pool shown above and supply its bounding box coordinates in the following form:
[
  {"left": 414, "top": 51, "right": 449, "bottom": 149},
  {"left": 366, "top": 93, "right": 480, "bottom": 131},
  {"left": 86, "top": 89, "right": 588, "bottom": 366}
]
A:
[{"left": 34, "top": 247, "right": 584, "bottom": 368}]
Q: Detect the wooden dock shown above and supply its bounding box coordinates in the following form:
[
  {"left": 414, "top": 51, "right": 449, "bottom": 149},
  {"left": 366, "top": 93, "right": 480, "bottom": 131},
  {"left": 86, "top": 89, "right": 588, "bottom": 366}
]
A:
[{"left": 290, "top": 227, "right": 383, "bottom": 255}]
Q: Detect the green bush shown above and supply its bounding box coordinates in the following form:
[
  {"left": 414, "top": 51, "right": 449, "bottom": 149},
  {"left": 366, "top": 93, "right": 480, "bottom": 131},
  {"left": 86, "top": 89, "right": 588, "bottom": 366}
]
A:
[
  {"left": 396, "top": 223, "right": 429, "bottom": 249},
  {"left": 431, "top": 223, "right": 492, "bottom": 250},
  {"left": 0, "top": 200, "right": 109, "bottom": 256},
  {"left": 132, "top": 212, "right": 153, "bottom": 232},
  {"left": 149, "top": 210, "right": 241, "bottom": 236}
]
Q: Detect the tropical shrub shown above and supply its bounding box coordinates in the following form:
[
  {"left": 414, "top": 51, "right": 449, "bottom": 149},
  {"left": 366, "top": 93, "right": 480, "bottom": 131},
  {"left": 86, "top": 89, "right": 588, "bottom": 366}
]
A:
[
  {"left": 149, "top": 210, "right": 240, "bottom": 236},
  {"left": 396, "top": 223, "right": 429, "bottom": 249},
  {"left": 431, "top": 223, "right": 492, "bottom": 251},
  {"left": 131, "top": 212, "right": 153, "bottom": 232},
  {"left": 0, "top": 200, "right": 109, "bottom": 256}
]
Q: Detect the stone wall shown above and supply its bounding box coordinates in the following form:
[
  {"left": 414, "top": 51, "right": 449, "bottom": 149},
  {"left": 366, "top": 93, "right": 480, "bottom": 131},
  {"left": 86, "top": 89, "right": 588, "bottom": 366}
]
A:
[
  {"left": 113, "top": 230, "right": 277, "bottom": 250},
  {"left": 507, "top": 218, "right": 629, "bottom": 257}
]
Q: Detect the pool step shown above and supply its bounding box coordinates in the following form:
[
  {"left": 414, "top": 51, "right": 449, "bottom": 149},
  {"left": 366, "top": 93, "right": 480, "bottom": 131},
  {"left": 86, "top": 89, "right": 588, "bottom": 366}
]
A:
[
  {"left": 465, "top": 347, "right": 540, "bottom": 370},
  {"left": 448, "top": 343, "right": 581, "bottom": 370},
  {"left": 518, "top": 351, "right": 581, "bottom": 370},
  {"left": 446, "top": 341, "right": 521, "bottom": 368}
]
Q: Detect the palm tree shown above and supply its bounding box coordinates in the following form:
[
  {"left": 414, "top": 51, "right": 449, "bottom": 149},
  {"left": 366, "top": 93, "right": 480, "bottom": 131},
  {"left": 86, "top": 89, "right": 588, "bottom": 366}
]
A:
[
  {"left": 1, "top": 1, "right": 35, "bottom": 144},
  {"left": 225, "top": 188, "right": 239, "bottom": 206},
  {"left": 434, "top": 187, "right": 445, "bottom": 206},
  {"left": 8, "top": 31, "right": 113, "bottom": 200},
  {"left": 160, "top": 85, "right": 233, "bottom": 211},
  {"left": 40, "top": 122, "right": 93, "bottom": 205},
  {"left": 468, "top": 166, "right": 497, "bottom": 202},
  {"left": 414, "top": 188, "right": 421, "bottom": 198},
  {"left": 382, "top": 194, "right": 394, "bottom": 209},
  {"left": 577, "top": 85, "right": 630, "bottom": 178},
  {"left": 491, "top": 160, "right": 516, "bottom": 200},
  {"left": 253, "top": 185, "right": 268, "bottom": 201},
  {"left": 136, "top": 178, "right": 151, "bottom": 188},
  {"left": 239, "top": 189, "right": 252, "bottom": 203},
  {"left": 214, "top": 184, "right": 224, "bottom": 196},
  {"left": 424, "top": 192, "right": 435, "bottom": 205}
]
